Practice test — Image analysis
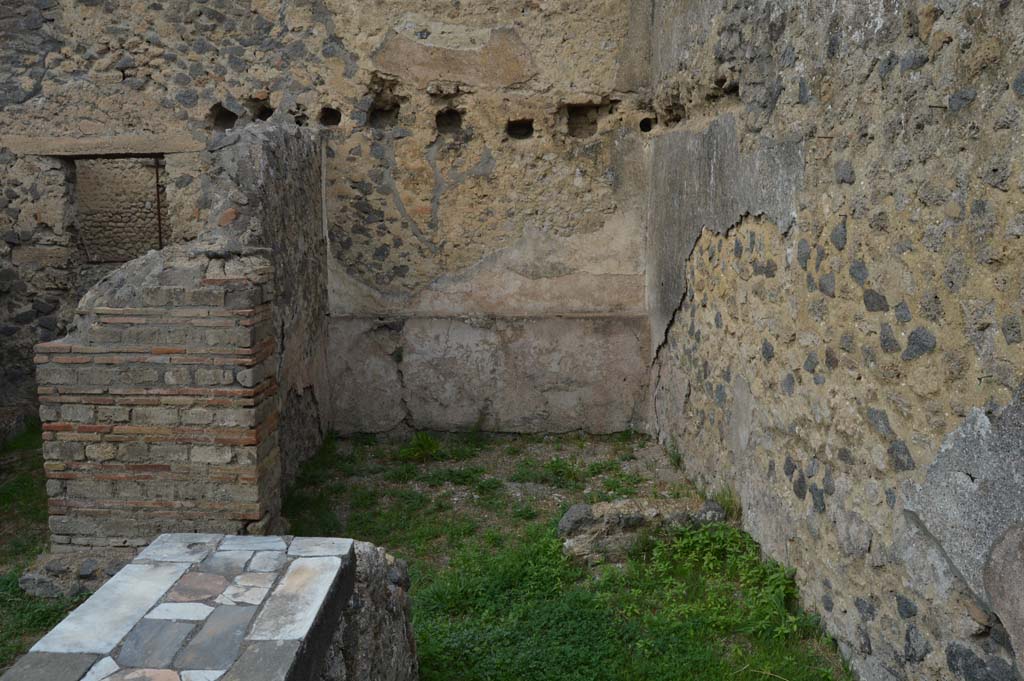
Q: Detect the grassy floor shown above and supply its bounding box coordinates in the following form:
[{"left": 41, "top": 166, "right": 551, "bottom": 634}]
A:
[
  {"left": 0, "top": 421, "right": 84, "bottom": 671},
  {"left": 283, "top": 433, "right": 853, "bottom": 681}
]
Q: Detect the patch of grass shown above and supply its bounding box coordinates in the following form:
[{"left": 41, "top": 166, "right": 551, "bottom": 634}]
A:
[
  {"left": 667, "top": 442, "right": 683, "bottom": 469},
  {"left": 383, "top": 462, "right": 419, "bottom": 483},
  {"left": 0, "top": 571, "right": 85, "bottom": 671},
  {"left": 601, "top": 471, "right": 643, "bottom": 498},
  {"left": 398, "top": 432, "right": 443, "bottom": 462},
  {"left": 414, "top": 523, "right": 851, "bottom": 681},
  {"left": 0, "top": 420, "right": 42, "bottom": 455},
  {"left": 713, "top": 486, "right": 742, "bottom": 522},
  {"left": 419, "top": 467, "right": 485, "bottom": 487},
  {"left": 0, "top": 419, "right": 87, "bottom": 671},
  {"left": 586, "top": 459, "right": 619, "bottom": 477},
  {"left": 510, "top": 457, "right": 585, "bottom": 489}
]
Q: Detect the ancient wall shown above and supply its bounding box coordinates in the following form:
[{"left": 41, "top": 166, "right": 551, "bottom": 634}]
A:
[
  {"left": 33, "top": 125, "right": 328, "bottom": 547},
  {"left": 645, "top": 1, "right": 1024, "bottom": 680},
  {"left": 1, "top": 0, "right": 655, "bottom": 437}
]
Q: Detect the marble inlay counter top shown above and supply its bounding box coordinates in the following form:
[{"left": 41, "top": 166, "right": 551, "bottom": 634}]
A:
[{"left": 1, "top": 535, "right": 356, "bottom": 681}]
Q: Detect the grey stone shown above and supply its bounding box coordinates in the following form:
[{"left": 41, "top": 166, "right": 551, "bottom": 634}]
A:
[
  {"left": 287, "top": 537, "right": 353, "bottom": 557},
  {"left": 880, "top": 323, "right": 900, "bottom": 353},
  {"left": 945, "top": 643, "right": 1016, "bottom": 681},
  {"left": 792, "top": 470, "right": 807, "bottom": 500},
  {"left": 166, "top": 572, "right": 229, "bottom": 602},
  {"left": 830, "top": 219, "right": 847, "bottom": 250},
  {"left": 220, "top": 640, "right": 299, "bottom": 681},
  {"left": 248, "top": 551, "right": 287, "bottom": 573},
  {"left": 136, "top": 534, "right": 222, "bottom": 563},
  {"left": 850, "top": 260, "right": 868, "bottom": 286},
  {"left": 903, "top": 623, "right": 931, "bottom": 663},
  {"left": 761, "top": 339, "right": 774, "bottom": 362},
  {"left": 835, "top": 159, "right": 855, "bottom": 184},
  {"left": 174, "top": 605, "right": 256, "bottom": 670},
  {"left": 948, "top": 88, "right": 977, "bottom": 113},
  {"left": 896, "top": 595, "right": 918, "bottom": 619},
  {"left": 895, "top": 302, "right": 912, "bottom": 323},
  {"left": 19, "top": 571, "right": 64, "bottom": 599},
  {"left": 905, "top": 406, "right": 1024, "bottom": 612},
  {"left": 32, "top": 562, "right": 188, "bottom": 654},
  {"left": 854, "top": 597, "right": 876, "bottom": 621},
  {"left": 900, "top": 50, "right": 927, "bottom": 72},
  {"left": 80, "top": 656, "right": 119, "bottom": 681},
  {"left": 818, "top": 272, "right": 835, "bottom": 298},
  {"left": 866, "top": 408, "right": 895, "bottom": 440},
  {"left": 116, "top": 619, "right": 194, "bottom": 668},
  {"left": 983, "top": 525, "right": 1024, "bottom": 675},
  {"left": 809, "top": 484, "right": 825, "bottom": 513},
  {"left": 887, "top": 440, "right": 915, "bottom": 471},
  {"left": 901, "top": 327, "right": 936, "bottom": 360},
  {"left": 863, "top": 289, "right": 889, "bottom": 312},
  {"left": 78, "top": 558, "right": 99, "bottom": 579},
  {"left": 803, "top": 351, "right": 818, "bottom": 373},
  {"left": 797, "top": 239, "right": 811, "bottom": 269},
  {"left": 0, "top": 653, "right": 98, "bottom": 681},
  {"left": 695, "top": 500, "right": 726, "bottom": 523},
  {"left": 199, "top": 551, "right": 252, "bottom": 577},
  {"left": 249, "top": 557, "right": 343, "bottom": 640},
  {"left": 219, "top": 536, "right": 288, "bottom": 552},
  {"left": 146, "top": 602, "right": 215, "bottom": 620},
  {"left": 1013, "top": 71, "right": 1024, "bottom": 98},
  {"left": 1001, "top": 315, "right": 1021, "bottom": 345},
  {"left": 558, "top": 504, "right": 595, "bottom": 537}
]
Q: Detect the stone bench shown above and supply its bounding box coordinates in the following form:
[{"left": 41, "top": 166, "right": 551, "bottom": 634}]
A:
[{"left": 2, "top": 534, "right": 356, "bottom": 681}]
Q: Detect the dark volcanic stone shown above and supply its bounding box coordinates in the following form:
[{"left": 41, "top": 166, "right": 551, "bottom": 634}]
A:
[
  {"left": 880, "top": 322, "right": 901, "bottom": 353},
  {"left": 850, "top": 260, "right": 869, "bottom": 286},
  {"left": 793, "top": 470, "right": 807, "bottom": 500},
  {"left": 902, "top": 327, "right": 937, "bottom": 361},
  {"left": 835, "top": 159, "right": 855, "bottom": 184},
  {"left": 896, "top": 594, "right": 918, "bottom": 619},
  {"left": 819, "top": 272, "right": 836, "bottom": 297},
  {"left": 761, "top": 339, "right": 774, "bottom": 362},
  {"left": 864, "top": 289, "right": 890, "bottom": 312},
  {"left": 887, "top": 440, "right": 915, "bottom": 471},
  {"left": 948, "top": 88, "right": 977, "bottom": 112},
  {"left": 830, "top": 219, "right": 847, "bottom": 250},
  {"left": 895, "top": 301, "right": 912, "bottom": 323}
]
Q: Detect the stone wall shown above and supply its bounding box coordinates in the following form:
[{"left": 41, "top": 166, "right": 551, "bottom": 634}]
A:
[
  {"left": 0, "top": 0, "right": 655, "bottom": 436},
  {"left": 644, "top": 1, "right": 1024, "bottom": 679},
  {"left": 34, "top": 125, "right": 328, "bottom": 547}
]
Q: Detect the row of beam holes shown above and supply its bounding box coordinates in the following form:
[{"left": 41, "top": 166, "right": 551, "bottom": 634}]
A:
[{"left": 210, "top": 101, "right": 654, "bottom": 138}]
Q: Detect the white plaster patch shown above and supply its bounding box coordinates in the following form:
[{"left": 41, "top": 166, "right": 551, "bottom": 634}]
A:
[
  {"left": 247, "top": 557, "right": 341, "bottom": 640},
  {"left": 31, "top": 562, "right": 189, "bottom": 654}
]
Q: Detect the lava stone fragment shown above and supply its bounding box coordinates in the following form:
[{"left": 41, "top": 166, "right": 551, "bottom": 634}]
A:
[
  {"left": 1001, "top": 315, "right": 1021, "bottom": 345},
  {"left": 887, "top": 440, "right": 915, "bottom": 471},
  {"left": 896, "top": 594, "right": 918, "bottom": 619},
  {"left": 819, "top": 272, "right": 836, "bottom": 297},
  {"left": 895, "top": 301, "right": 912, "bottom": 323},
  {"left": 902, "top": 327, "right": 937, "bottom": 361},
  {"left": 835, "top": 160, "right": 855, "bottom": 184},
  {"left": 948, "top": 88, "right": 977, "bottom": 112},
  {"left": 809, "top": 484, "right": 825, "bottom": 513},
  {"left": 850, "top": 260, "right": 869, "bottom": 286},
  {"left": 797, "top": 239, "right": 811, "bottom": 269},
  {"left": 1013, "top": 70, "right": 1024, "bottom": 98},
  {"left": 880, "top": 322, "right": 901, "bottom": 353},
  {"left": 761, "top": 339, "right": 775, "bottom": 362},
  {"left": 830, "top": 218, "right": 847, "bottom": 250},
  {"left": 864, "top": 289, "right": 890, "bottom": 312},
  {"left": 793, "top": 470, "right": 807, "bottom": 500}
]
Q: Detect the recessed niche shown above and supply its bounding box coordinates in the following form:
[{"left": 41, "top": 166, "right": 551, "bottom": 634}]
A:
[
  {"left": 255, "top": 105, "right": 274, "bottom": 121},
  {"left": 506, "top": 119, "right": 534, "bottom": 139},
  {"left": 639, "top": 117, "right": 656, "bottom": 133},
  {"left": 566, "top": 104, "right": 601, "bottom": 138},
  {"left": 368, "top": 102, "right": 400, "bottom": 129},
  {"left": 319, "top": 107, "right": 342, "bottom": 126},
  {"left": 209, "top": 103, "right": 239, "bottom": 132},
  {"left": 435, "top": 108, "right": 463, "bottom": 134}
]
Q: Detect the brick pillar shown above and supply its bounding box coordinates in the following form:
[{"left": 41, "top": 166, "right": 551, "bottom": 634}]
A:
[{"left": 34, "top": 255, "right": 282, "bottom": 550}]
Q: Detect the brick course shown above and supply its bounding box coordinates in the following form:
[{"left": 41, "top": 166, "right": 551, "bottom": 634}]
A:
[{"left": 35, "top": 256, "right": 283, "bottom": 549}]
